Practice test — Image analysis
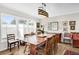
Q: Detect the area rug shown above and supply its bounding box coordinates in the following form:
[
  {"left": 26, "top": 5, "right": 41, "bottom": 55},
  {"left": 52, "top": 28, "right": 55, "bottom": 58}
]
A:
[{"left": 64, "top": 50, "right": 79, "bottom": 55}]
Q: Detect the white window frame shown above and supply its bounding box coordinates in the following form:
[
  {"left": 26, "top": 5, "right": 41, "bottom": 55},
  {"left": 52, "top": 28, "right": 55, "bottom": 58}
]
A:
[{"left": 0, "top": 13, "right": 16, "bottom": 42}]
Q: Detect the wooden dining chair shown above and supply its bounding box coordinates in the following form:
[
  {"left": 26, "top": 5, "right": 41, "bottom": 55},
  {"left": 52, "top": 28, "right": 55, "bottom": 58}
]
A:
[
  {"left": 44, "top": 36, "right": 55, "bottom": 55},
  {"left": 44, "top": 35, "right": 58, "bottom": 55},
  {"left": 53, "top": 34, "right": 59, "bottom": 54},
  {"left": 23, "top": 34, "right": 31, "bottom": 54},
  {"left": 36, "top": 42, "right": 46, "bottom": 55},
  {"left": 7, "top": 34, "right": 19, "bottom": 51},
  {"left": 36, "top": 36, "right": 54, "bottom": 55}
]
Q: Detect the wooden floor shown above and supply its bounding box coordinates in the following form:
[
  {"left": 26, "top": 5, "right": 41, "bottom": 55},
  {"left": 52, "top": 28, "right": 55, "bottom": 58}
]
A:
[
  {"left": 57, "top": 43, "right": 79, "bottom": 55},
  {"left": 0, "top": 43, "right": 79, "bottom": 55}
]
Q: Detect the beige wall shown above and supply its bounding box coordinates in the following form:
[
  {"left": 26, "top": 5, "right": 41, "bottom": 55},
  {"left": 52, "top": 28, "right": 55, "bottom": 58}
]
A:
[{"left": 47, "top": 13, "right": 79, "bottom": 33}]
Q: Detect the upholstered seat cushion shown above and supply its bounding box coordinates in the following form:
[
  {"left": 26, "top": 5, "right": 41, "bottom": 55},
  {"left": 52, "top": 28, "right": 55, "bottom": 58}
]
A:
[
  {"left": 64, "top": 37, "right": 71, "bottom": 39},
  {"left": 9, "top": 40, "right": 19, "bottom": 43},
  {"left": 73, "top": 34, "right": 79, "bottom": 40}
]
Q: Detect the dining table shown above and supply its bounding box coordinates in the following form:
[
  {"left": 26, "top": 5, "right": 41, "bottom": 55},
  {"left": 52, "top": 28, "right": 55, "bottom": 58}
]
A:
[{"left": 20, "top": 33, "right": 55, "bottom": 55}]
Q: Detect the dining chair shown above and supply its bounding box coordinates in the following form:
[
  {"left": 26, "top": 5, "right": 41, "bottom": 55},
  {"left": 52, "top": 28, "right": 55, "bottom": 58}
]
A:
[
  {"left": 44, "top": 36, "right": 55, "bottom": 55},
  {"left": 7, "top": 34, "right": 19, "bottom": 51},
  {"left": 36, "top": 35, "right": 54, "bottom": 55},
  {"left": 53, "top": 34, "right": 59, "bottom": 54},
  {"left": 23, "top": 34, "right": 31, "bottom": 54},
  {"left": 44, "top": 34, "right": 59, "bottom": 55},
  {"left": 36, "top": 42, "right": 46, "bottom": 55}
]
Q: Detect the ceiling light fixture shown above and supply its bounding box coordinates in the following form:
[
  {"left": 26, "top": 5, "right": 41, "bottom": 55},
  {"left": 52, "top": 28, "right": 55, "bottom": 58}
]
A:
[{"left": 38, "top": 3, "right": 48, "bottom": 17}]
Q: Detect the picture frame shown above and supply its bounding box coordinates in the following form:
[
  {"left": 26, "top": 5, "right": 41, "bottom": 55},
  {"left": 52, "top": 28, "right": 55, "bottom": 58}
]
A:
[
  {"left": 69, "top": 21, "right": 76, "bottom": 26},
  {"left": 63, "top": 21, "right": 68, "bottom": 26},
  {"left": 70, "top": 26, "right": 75, "bottom": 30},
  {"left": 63, "top": 21, "right": 68, "bottom": 32},
  {"left": 37, "top": 22, "right": 40, "bottom": 28}
]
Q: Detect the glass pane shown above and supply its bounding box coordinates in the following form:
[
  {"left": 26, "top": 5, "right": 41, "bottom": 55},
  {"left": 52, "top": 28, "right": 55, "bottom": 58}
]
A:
[
  {"left": 18, "top": 20, "right": 25, "bottom": 40},
  {"left": 2, "top": 15, "right": 15, "bottom": 24},
  {"left": 19, "top": 20, "right": 25, "bottom": 24},
  {"left": 48, "top": 22, "right": 52, "bottom": 31},
  {"left": 1, "top": 15, "right": 16, "bottom": 41}
]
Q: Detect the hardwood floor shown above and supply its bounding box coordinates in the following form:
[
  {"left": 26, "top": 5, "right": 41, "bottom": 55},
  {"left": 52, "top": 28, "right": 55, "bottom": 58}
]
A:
[
  {"left": 56, "top": 43, "right": 79, "bottom": 55},
  {"left": 0, "top": 43, "right": 79, "bottom": 55}
]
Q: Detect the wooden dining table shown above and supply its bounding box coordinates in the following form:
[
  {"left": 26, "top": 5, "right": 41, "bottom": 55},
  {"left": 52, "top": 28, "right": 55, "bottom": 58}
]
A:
[{"left": 22, "top": 34, "right": 55, "bottom": 55}]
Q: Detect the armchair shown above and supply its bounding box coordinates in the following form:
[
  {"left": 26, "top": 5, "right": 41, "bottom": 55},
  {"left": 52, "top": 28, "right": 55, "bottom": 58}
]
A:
[
  {"left": 72, "top": 33, "right": 79, "bottom": 47},
  {"left": 62, "top": 33, "right": 72, "bottom": 44}
]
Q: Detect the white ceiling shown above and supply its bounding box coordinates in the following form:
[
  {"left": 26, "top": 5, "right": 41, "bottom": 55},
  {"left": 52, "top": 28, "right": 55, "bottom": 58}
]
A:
[{"left": 1, "top": 3, "right": 79, "bottom": 18}]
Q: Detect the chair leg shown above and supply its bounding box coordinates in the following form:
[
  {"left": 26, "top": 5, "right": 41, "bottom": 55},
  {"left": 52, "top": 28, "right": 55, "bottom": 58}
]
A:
[
  {"left": 24, "top": 43, "right": 27, "bottom": 53},
  {"left": 14, "top": 43, "right": 15, "bottom": 48},
  {"left": 18, "top": 41, "right": 19, "bottom": 48},
  {"left": 10, "top": 44, "right": 11, "bottom": 52},
  {"left": 53, "top": 44, "right": 58, "bottom": 55},
  {"left": 7, "top": 43, "right": 9, "bottom": 49}
]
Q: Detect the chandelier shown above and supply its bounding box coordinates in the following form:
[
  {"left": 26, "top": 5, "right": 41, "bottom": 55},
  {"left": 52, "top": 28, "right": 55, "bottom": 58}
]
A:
[{"left": 38, "top": 3, "right": 48, "bottom": 17}]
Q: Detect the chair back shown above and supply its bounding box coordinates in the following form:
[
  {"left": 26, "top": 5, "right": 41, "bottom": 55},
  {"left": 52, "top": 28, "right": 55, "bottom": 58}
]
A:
[
  {"left": 44, "top": 35, "right": 55, "bottom": 55},
  {"left": 45, "top": 34, "right": 59, "bottom": 55},
  {"left": 7, "top": 34, "right": 15, "bottom": 41}
]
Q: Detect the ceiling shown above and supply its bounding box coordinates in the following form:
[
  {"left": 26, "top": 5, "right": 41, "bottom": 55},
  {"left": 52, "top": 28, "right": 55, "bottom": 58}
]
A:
[{"left": 0, "top": 3, "right": 79, "bottom": 18}]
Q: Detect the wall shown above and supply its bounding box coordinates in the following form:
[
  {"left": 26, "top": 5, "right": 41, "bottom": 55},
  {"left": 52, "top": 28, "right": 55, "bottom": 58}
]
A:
[
  {"left": 0, "top": 16, "right": 1, "bottom": 40},
  {"left": 47, "top": 13, "right": 79, "bottom": 33},
  {"left": 0, "top": 41, "right": 7, "bottom": 51}
]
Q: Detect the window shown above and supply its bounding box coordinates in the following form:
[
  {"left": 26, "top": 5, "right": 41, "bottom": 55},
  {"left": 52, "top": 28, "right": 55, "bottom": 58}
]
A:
[
  {"left": 48, "top": 22, "right": 58, "bottom": 31},
  {"left": 1, "top": 14, "right": 16, "bottom": 41},
  {"left": 2, "top": 15, "right": 15, "bottom": 24},
  {"left": 48, "top": 22, "right": 52, "bottom": 31},
  {"left": 19, "top": 20, "right": 25, "bottom": 24}
]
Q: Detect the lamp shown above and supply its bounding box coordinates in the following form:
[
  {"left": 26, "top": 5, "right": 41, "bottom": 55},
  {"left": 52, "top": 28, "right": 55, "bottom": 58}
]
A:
[{"left": 38, "top": 3, "right": 48, "bottom": 17}]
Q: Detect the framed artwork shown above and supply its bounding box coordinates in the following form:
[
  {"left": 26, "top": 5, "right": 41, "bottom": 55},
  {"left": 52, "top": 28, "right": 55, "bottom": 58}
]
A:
[
  {"left": 52, "top": 22, "right": 58, "bottom": 31},
  {"left": 37, "top": 22, "right": 40, "bottom": 28},
  {"left": 63, "top": 27, "right": 68, "bottom": 32},
  {"left": 63, "top": 21, "right": 68, "bottom": 26},
  {"left": 69, "top": 21, "right": 76, "bottom": 26},
  {"left": 63, "top": 21, "right": 68, "bottom": 32},
  {"left": 70, "top": 26, "right": 75, "bottom": 30}
]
